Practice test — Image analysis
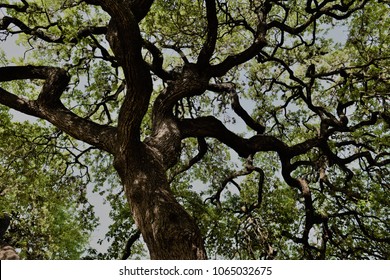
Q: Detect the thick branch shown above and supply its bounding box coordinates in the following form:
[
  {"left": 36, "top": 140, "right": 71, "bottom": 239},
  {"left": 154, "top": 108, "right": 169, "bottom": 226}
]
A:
[
  {"left": 169, "top": 137, "right": 208, "bottom": 183},
  {"left": 179, "top": 116, "right": 327, "bottom": 161},
  {"left": 179, "top": 116, "right": 287, "bottom": 157},
  {"left": 152, "top": 64, "right": 209, "bottom": 119},
  {"left": 207, "top": 82, "right": 266, "bottom": 134},
  {"left": 230, "top": 91, "right": 265, "bottom": 134},
  {"left": 209, "top": 3, "right": 268, "bottom": 77},
  {"left": 197, "top": 0, "right": 218, "bottom": 68},
  {"left": 0, "top": 16, "right": 63, "bottom": 43},
  {"left": 0, "top": 87, "right": 40, "bottom": 117},
  {"left": 0, "top": 66, "right": 116, "bottom": 153},
  {"left": 70, "top": 26, "right": 108, "bottom": 43},
  {"left": 209, "top": 38, "right": 267, "bottom": 77},
  {"left": 143, "top": 39, "right": 172, "bottom": 80},
  {"left": 84, "top": 0, "right": 154, "bottom": 151}
]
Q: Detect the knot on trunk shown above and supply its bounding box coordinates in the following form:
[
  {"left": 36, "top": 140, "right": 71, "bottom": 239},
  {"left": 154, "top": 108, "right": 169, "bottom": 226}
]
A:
[{"left": 146, "top": 118, "right": 182, "bottom": 169}]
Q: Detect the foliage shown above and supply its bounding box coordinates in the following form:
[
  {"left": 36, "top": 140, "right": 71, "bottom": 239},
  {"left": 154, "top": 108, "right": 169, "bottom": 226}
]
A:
[{"left": 0, "top": 107, "right": 97, "bottom": 259}]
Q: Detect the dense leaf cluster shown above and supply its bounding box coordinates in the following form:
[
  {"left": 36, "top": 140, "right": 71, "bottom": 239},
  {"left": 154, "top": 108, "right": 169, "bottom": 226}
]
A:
[{"left": 0, "top": 108, "right": 97, "bottom": 259}]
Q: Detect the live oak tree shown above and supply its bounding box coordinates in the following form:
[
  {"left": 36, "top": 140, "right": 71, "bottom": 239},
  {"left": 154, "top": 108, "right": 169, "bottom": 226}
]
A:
[{"left": 0, "top": 0, "right": 389, "bottom": 259}]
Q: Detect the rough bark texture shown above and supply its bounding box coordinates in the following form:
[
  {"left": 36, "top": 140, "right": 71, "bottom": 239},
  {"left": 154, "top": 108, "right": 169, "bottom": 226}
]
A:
[
  {"left": 115, "top": 143, "right": 207, "bottom": 259},
  {"left": 97, "top": 0, "right": 209, "bottom": 259},
  {"left": 112, "top": 64, "right": 209, "bottom": 259}
]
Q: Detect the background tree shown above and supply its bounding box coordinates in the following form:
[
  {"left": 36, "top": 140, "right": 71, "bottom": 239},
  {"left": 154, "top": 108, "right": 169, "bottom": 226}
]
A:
[
  {"left": 0, "top": 0, "right": 389, "bottom": 259},
  {"left": 0, "top": 107, "right": 97, "bottom": 259}
]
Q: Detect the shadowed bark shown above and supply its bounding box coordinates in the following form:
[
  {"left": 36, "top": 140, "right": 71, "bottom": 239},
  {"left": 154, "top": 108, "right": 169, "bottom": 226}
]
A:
[{"left": 0, "top": 214, "right": 19, "bottom": 260}]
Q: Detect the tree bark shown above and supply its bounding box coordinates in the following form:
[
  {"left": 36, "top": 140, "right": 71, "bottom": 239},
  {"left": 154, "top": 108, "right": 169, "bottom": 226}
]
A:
[{"left": 114, "top": 142, "right": 207, "bottom": 259}]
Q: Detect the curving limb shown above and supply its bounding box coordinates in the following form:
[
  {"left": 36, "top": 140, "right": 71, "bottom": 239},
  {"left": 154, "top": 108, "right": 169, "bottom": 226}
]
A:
[
  {"left": 0, "top": 66, "right": 116, "bottom": 153},
  {"left": 207, "top": 82, "right": 266, "bottom": 134},
  {"left": 169, "top": 137, "right": 208, "bottom": 183}
]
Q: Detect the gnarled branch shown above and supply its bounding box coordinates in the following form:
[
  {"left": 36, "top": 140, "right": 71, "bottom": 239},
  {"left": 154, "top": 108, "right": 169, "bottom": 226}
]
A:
[{"left": 0, "top": 66, "right": 116, "bottom": 153}]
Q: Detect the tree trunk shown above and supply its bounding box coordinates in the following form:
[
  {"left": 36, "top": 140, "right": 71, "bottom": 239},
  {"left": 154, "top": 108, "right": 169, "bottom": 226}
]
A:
[{"left": 114, "top": 142, "right": 207, "bottom": 259}]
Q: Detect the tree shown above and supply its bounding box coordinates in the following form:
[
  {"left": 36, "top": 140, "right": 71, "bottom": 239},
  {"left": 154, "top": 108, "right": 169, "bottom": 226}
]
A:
[
  {"left": 0, "top": 107, "right": 97, "bottom": 259},
  {"left": 0, "top": 0, "right": 389, "bottom": 259}
]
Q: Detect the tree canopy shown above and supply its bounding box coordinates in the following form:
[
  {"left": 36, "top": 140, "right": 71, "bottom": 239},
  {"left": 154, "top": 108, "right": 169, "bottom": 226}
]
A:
[
  {"left": 0, "top": 0, "right": 389, "bottom": 259},
  {"left": 0, "top": 107, "right": 98, "bottom": 259}
]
